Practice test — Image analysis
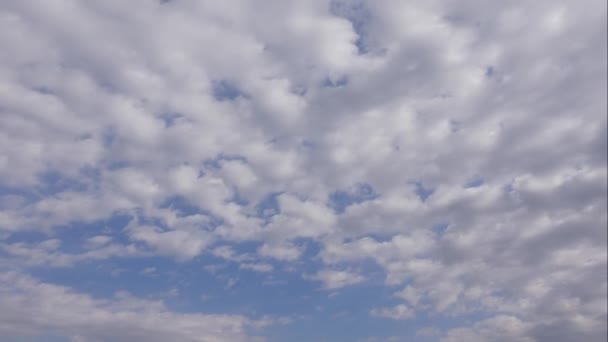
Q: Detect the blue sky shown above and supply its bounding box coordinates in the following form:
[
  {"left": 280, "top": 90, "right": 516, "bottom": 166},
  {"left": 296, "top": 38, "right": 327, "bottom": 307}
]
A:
[{"left": 0, "top": 1, "right": 606, "bottom": 341}]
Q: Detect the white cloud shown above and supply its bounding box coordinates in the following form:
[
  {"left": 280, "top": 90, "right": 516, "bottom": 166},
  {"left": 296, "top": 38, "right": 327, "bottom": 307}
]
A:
[
  {"left": 0, "top": 272, "right": 268, "bottom": 342},
  {"left": 307, "top": 269, "right": 365, "bottom": 290},
  {"left": 127, "top": 224, "right": 212, "bottom": 261},
  {"left": 370, "top": 304, "right": 415, "bottom": 320},
  {"left": 240, "top": 262, "right": 274, "bottom": 273},
  {"left": 440, "top": 316, "right": 535, "bottom": 342},
  {"left": 257, "top": 242, "right": 303, "bottom": 262},
  {"left": 85, "top": 235, "right": 112, "bottom": 249},
  {"left": 394, "top": 286, "right": 421, "bottom": 307},
  {"left": 0, "top": 239, "right": 141, "bottom": 267}
]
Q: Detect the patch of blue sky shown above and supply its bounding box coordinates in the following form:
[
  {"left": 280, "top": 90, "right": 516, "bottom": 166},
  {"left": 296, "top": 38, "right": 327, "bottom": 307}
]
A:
[
  {"left": 343, "top": 233, "right": 395, "bottom": 244},
  {"left": 413, "top": 181, "right": 435, "bottom": 203},
  {"left": 329, "top": 183, "right": 378, "bottom": 214},
  {"left": 212, "top": 80, "right": 246, "bottom": 101},
  {"left": 322, "top": 75, "right": 349, "bottom": 88},
  {"left": 290, "top": 84, "right": 308, "bottom": 96},
  {"left": 503, "top": 182, "right": 516, "bottom": 194},
  {"left": 104, "top": 159, "right": 131, "bottom": 170},
  {"left": 36, "top": 169, "right": 89, "bottom": 194},
  {"left": 432, "top": 222, "right": 450, "bottom": 235},
  {"left": 19, "top": 222, "right": 494, "bottom": 342},
  {"left": 43, "top": 215, "right": 131, "bottom": 256},
  {"left": 101, "top": 126, "right": 117, "bottom": 147},
  {"left": 464, "top": 175, "right": 484, "bottom": 188},
  {"left": 266, "top": 285, "right": 422, "bottom": 342},
  {"left": 0, "top": 184, "right": 40, "bottom": 207},
  {"left": 485, "top": 65, "right": 495, "bottom": 77},
  {"left": 203, "top": 153, "right": 248, "bottom": 170},
  {"left": 32, "top": 213, "right": 133, "bottom": 254},
  {"left": 28, "top": 256, "right": 179, "bottom": 299},
  {"left": 76, "top": 132, "right": 94, "bottom": 141},
  {"left": 28, "top": 250, "right": 326, "bottom": 317},
  {"left": 449, "top": 119, "right": 463, "bottom": 133},
  {"left": 31, "top": 85, "right": 55, "bottom": 95},
  {"left": 255, "top": 192, "right": 283, "bottom": 221},
  {"left": 211, "top": 240, "right": 261, "bottom": 257},
  {"left": 227, "top": 190, "right": 250, "bottom": 206},
  {"left": 299, "top": 138, "right": 316, "bottom": 149},
  {"left": 291, "top": 237, "right": 322, "bottom": 260},
  {"left": 158, "top": 111, "right": 183, "bottom": 128},
  {"left": 78, "top": 165, "right": 102, "bottom": 184},
  {"left": 100, "top": 134, "right": 134, "bottom": 170},
  {"left": 329, "top": 0, "right": 372, "bottom": 55},
  {"left": 29, "top": 243, "right": 243, "bottom": 303},
  {"left": 161, "top": 195, "right": 205, "bottom": 217},
  {"left": 197, "top": 263, "right": 324, "bottom": 315},
  {"left": 0, "top": 229, "right": 49, "bottom": 244},
  {"left": 307, "top": 295, "right": 495, "bottom": 342},
  {"left": 32, "top": 166, "right": 105, "bottom": 200}
]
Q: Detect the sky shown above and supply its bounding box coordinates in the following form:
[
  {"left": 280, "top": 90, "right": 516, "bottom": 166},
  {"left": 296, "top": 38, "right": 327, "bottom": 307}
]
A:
[{"left": 0, "top": 1, "right": 606, "bottom": 341}]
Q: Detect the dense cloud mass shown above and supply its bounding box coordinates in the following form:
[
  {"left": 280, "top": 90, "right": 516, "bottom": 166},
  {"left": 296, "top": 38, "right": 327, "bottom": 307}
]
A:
[{"left": 0, "top": 0, "right": 606, "bottom": 341}]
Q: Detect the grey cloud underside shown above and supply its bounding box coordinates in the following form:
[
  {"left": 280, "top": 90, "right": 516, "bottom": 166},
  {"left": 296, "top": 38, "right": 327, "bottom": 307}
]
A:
[{"left": 0, "top": 0, "right": 606, "bottom": 341}]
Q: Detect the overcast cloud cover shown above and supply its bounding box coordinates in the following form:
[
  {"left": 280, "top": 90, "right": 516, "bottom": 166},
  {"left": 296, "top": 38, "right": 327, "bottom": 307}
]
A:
[{"left": 0, "top": 0, "right": 606, "bottom": 341}]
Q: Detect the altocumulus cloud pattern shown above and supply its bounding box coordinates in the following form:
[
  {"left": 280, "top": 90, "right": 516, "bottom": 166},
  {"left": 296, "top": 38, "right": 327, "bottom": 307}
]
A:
[{"left": 0, "top": 1, "right": 606, "bottom": 341}]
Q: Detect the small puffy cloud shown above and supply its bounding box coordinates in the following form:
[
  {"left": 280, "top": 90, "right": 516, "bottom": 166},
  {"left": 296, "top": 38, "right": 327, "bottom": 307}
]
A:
[
  {"left": 85, "top": 235, "right": 112, "bottom": 249},
  {"left": 307, "top": 269, "right": 365, "bottom": 290},
  {"left": 394, "top": 286, "right": 421, "bottom": 307},
  {"left": 128, "top": 225, "right": 211, "bottom": 261},
  {"left": 212, "top": 245, "right": 248, "bottom": 262},
  {"left": 257, "top": 242, "right": 303, "bottom": 262},
  {"left": 240, "top": 263, "right": 274, "bottom": 273},
  {"left": 370, "top": 304, "right": 415, "bottom": 320}
]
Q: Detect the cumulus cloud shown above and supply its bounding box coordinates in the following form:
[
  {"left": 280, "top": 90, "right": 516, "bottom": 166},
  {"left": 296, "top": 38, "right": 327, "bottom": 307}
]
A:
[{"left": 0, "top": 0, "right": 605, "bottom": 340}]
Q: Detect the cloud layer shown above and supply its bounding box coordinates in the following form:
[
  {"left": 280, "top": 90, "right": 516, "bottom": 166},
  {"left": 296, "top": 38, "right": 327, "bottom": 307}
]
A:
[{"left": 0, "top": 0, "right": 606, "bottom": 341}]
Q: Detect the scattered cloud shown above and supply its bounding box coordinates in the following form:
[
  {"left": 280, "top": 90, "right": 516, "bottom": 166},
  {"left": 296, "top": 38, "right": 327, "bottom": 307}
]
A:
[
  {"left": 307, "top": 269, "right": 365, "bottom": 289},
  {"left": 0, "top": 0, "right": 605, "bottom": 340},
  {"left": 0, "top": 272, "right": 268, "bottom": 342},
  {"left": 370, "top": 304, "right": 415, "bottom": 320}
]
